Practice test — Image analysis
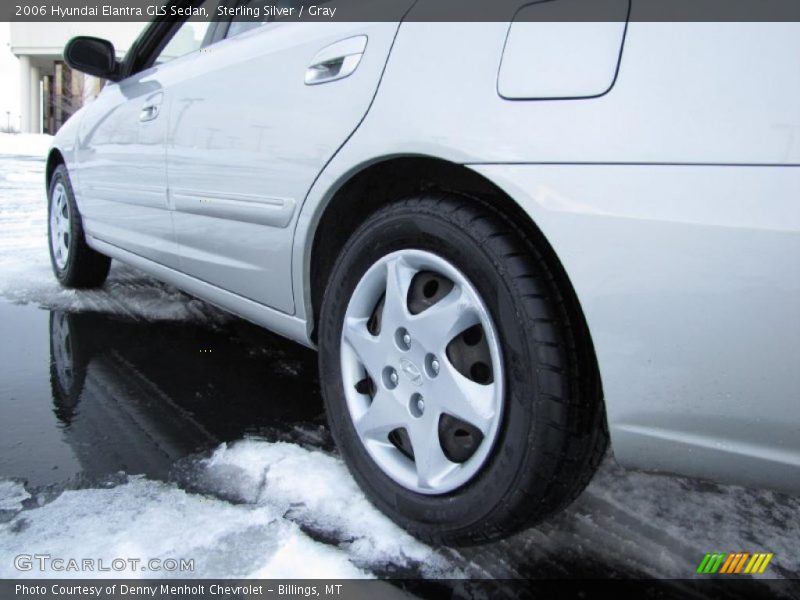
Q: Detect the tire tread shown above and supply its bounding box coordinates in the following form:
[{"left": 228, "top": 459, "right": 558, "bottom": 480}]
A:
[{"left": 321, "top": 191, "right": 608, "bottom": 546}]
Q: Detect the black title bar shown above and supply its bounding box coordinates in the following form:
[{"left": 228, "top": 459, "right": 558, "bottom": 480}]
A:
[{"left": 5, "top": 0, "right": 800, "bottom": 23}]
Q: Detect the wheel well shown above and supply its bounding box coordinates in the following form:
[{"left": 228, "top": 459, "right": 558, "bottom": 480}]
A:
[
  {"left": 308, "top": 157, "right": 598, "bottom": 381},
  {"left": 46, "top": 148, "right": 65, "bottom": 191}
]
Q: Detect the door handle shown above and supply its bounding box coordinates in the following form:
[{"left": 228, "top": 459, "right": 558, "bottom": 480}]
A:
[
  {"left": 305, "top": 35, "right": 368, "bottom": 85},
  {"left": 139, "top": 104, "right": 160, "bottom": 122},
  {"left": 139, "top": 92, "right": 164, "bottom": 122}
]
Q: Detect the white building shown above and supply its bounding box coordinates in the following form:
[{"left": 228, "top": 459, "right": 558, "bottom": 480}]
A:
[{"left": 10, "top": 23, "right": 143, "bottom": 133}]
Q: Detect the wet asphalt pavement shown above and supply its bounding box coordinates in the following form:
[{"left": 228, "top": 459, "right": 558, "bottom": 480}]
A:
[
  {"left": 0, "top": 149, "right": 798, "bottom": 595},
  {"left": 0, "top": 301, "right": 325, "bottom": 489},
  {"left": 1, "top": 300, "right": 799, "bottom": 590}
]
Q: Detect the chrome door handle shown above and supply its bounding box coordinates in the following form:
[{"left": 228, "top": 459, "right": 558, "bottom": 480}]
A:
[
  {"left": 305, "top": 35, "right": 368, "bottom": 85},
  {"left": 139, "top": 92, "right": 164, "bottom": 122},
  {"left": 139, "top": 104, "right": 160, "bottom": 122}
]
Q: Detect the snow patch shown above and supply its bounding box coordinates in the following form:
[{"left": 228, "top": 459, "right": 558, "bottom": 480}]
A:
[
  {"left": 0, "top": 440, "right": 460, "bottom": 579},
  {"left": 0, "top": 480, "right": 29, "bottom": 511},
  {"left": 0, "top": 477, "right": 367, "bottom": 579},
  {"left": 190, "top": 440, "right": 461, "bottom": 578},
  {"left": 0, "top": 133, "right": 53, "bottom": 158}
]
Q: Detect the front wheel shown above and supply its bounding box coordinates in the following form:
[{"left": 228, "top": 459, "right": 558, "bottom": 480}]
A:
[
  {"left": 319, "top": 193, "right": 608, "bottom": 545},
  {"left": 48, "top": 164, "right": 111, "bottom": 288}
]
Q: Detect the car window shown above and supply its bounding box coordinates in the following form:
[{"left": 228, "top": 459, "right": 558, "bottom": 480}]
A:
[
  {"left": 225, "top": 0, "right": 329, "bottom": 38},
  {"left": 154, "top": 10, "right": 213, "bottom": 65}
]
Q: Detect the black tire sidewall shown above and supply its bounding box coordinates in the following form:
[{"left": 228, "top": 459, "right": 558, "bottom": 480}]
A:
[
  {"left": 48, "top": 167, "right": 70, "bottom": 281},
  {"left": 319, "top": 204, "right": 546, "bottom": 536},
  {"left": 48, "top": 166, "right": 82, "bottom": 285}
]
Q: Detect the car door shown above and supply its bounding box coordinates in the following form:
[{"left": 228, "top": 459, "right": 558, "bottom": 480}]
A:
[
  {"left": 75, "top": 13, "right": 216, "bottom": 269},
  {"left": 166, "top": 0, "right": 412, "bottom": 314}
]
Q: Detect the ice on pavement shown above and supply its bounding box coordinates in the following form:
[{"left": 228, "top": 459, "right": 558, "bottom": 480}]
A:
[
  {"left": 0, "top": 440, "right": 458, "bottom": 579},
  {"left": 0, "top": 480, "right": 29, "bottom": 512},
  {"left": 589, "top": 462, "right": 800, "bottom": 572},
  {"left": 0, "top": 133, "right": 229, "bottom": 324}
]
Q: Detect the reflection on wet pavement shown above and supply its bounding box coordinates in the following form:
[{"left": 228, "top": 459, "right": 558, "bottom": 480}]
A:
[
  {"left": 1, "top": 300, "right": 798, "bottom": 589},
  {"left": 0, "top": 301, "right": 326, "bottom": 491}
]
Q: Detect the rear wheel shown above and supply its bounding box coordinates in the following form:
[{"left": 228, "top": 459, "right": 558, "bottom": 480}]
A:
[
  {"left": 319, "top": 193, "right": 607, "bottom": 545},
  {"left": 48, "top": 164, "right": 111, "bottom": 288}
]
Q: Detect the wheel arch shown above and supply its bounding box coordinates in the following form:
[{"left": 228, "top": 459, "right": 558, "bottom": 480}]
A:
[
  {"left": 305, "top": 155, "right": 603, "bottom": 400},
  {"left": 45, "top": 147, "right": 66, "bottom": 192}
]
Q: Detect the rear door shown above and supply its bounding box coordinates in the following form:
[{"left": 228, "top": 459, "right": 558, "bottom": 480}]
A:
[{"left": 166, "top": 0, "right": 411, "bottom": 314}]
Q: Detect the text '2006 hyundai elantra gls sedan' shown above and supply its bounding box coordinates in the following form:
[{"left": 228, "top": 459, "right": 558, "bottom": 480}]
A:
[{"left": 45, "top": 0, "right": 799, "bottom": 545}]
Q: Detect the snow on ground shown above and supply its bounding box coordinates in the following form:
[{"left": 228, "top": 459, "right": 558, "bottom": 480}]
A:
[
  {"left": 0, "top": 133, "right": 54, "bottom": 158},
  {"left": 0, "top": 439, "right": 458, "bottom": 579},
  {"left": 0, "top": 473, "right": 368, "bottom": 578},
  {"left": 0, "top": 133, "right": 229, "bottom": 324},
  {"left": 186, "top": 441, "right": 458, "bottom": 577}
]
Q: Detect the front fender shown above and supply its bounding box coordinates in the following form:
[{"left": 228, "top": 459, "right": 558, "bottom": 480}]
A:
[{"left": 48, "top": 104, "right": 88, "bottom": 199}]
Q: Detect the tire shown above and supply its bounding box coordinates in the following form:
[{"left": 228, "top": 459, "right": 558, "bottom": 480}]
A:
[
  {"left": 48, "top": 164, "right": 111, "bottom": 288},
  {"left": 318, "top": 193, "right": 608, "bottom": 545},
  {"left": 49, "top": 311, "right": 93, "bottom": 424}
]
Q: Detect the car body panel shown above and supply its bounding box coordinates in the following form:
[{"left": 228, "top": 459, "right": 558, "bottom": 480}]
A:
[
  {"left": 319, "top": 21, "right": 800, "bottom": 166},
  {"left": 469, "top": 163, "right": 800, "bottom": 493},
  {"left": 74, "top": 59, "right": 187, "bottom": 268},
  {"left": 293, "top": 20, "right": 800, "bottom": 321},
  {"left": 291, "top": 21, "right": 800, "bottom": 491},
  {"left": 166, "top": 20, "right": 406, "bottom": 313},
  {"left": 52, "top": 18, "right": 800, "bottom": 493},
  {"left": 90, "top": 235, "right": 310, "bottom": 345}
]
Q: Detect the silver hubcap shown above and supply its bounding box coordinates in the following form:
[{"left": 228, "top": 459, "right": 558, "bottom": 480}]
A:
[
  {"left": 50, "top": 183, "right": 71, "bottom": 269},
  {"left": 340, "top": 250, "right": 504, "bottom": 494}
]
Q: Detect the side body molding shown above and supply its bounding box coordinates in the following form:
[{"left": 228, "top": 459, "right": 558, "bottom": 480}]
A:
[{"left": 170, "top": 188, "right": 296, "bottom": 228}]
